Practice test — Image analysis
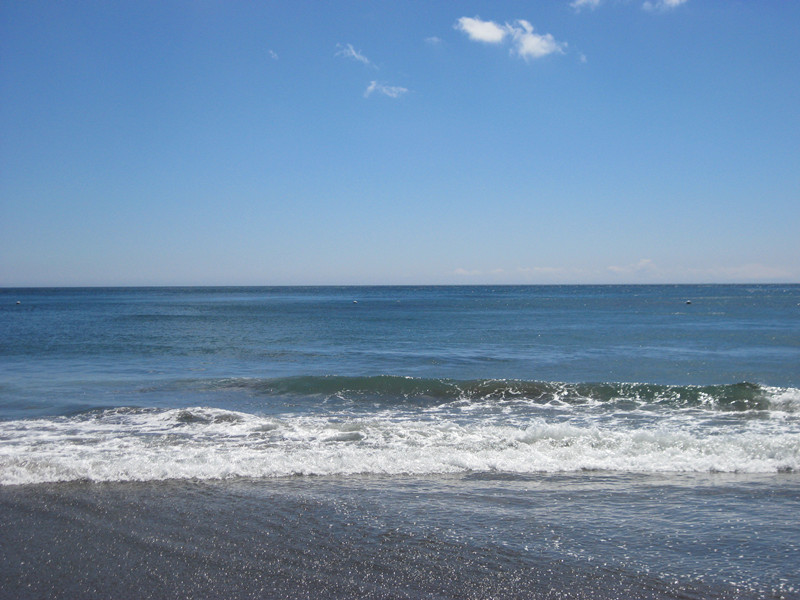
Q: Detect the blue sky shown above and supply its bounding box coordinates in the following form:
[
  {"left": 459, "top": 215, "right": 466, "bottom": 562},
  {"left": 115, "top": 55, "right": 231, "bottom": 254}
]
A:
[{"left": 1, "top": 0, "right": 798, "bottom": 286}]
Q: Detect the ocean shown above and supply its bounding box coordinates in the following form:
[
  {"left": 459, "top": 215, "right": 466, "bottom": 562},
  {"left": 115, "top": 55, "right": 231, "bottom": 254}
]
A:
[{"left": 1, "top": 285, "right": 798, "bottom": 599}]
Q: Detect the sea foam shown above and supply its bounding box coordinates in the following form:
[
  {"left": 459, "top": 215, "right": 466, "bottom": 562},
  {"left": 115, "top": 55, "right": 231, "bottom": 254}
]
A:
[{"left": 2, "top": 399, "right": 798, "bottom": 485}]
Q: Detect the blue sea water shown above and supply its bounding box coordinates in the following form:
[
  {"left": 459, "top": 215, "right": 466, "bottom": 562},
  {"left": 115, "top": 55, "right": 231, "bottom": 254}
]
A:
[{"left": 1, "top": 285, "right": 799, "bottom": 599}]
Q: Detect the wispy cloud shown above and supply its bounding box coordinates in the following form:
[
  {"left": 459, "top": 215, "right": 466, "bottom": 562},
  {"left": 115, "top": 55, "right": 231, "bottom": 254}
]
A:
[
  {"left": 336, "top": 43, "right": 372, "bottom": 67},
  {"left": 268, "top": 49, "right": 278, "bottom": 61},
  {"left": 689, "top": 263, "right": 793, "bottom": 281},
  {"left": 572, "top": 0, "right": 689, "bottom": 12},
  {"left": 454, "top": 268, "right": 506, "bottom": 277},
  {"left": 570, "top": 0, "right": 603, "bottom": 11},
  {"left": 336, "top": 44, "right": 407, "bottom": 99},
  {"left": 364, "top": 81, "right": 408, "bottom": 99},
  {"left": 454, "top": 265, "right": 591, "bottom": 283},
  {"left": 455, "top": 16, "right": 566, "bottom": 61},
  {"left": 643, "top": 0, "right": 689, "bottom": 11},
  {"left": 455, "top": 260, "right": 793, "bottom": 283},
  {"left": 607, "top": 258, "right": 657, "bottom": 274},
  {"left": 517, "top": 266, "right": 569, "bottom": 276},
  {"left": 425, "top": 36, "right": 442, "bottom": 45},
  {"left": 454, "top": 268, "right": 482, "bottom": 276}
]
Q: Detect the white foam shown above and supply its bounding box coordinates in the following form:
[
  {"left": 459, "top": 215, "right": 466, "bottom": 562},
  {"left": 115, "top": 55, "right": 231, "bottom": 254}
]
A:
[
  {"left": 765, "top": 386, "right": 800, "bottom": 413},
  {"left": 2, "top": 405, "right": 799, "bottom": 485}
]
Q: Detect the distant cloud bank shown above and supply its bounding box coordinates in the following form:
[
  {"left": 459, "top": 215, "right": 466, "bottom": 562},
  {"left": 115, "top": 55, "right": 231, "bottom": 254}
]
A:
[
  {"left": 450, "top": 258, "right": 794, "bottom": 284},
  {"left": 607, "top": 258, "right": 656, "bottom": 275}
]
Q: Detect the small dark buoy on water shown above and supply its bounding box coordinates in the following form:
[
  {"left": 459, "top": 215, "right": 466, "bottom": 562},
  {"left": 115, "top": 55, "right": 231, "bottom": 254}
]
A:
[
  {"left": 16, "top": 301, "right": 21, "bottom": 305},
  {"left": 685, "top": 300, "right": 692, "bottom": 305}
]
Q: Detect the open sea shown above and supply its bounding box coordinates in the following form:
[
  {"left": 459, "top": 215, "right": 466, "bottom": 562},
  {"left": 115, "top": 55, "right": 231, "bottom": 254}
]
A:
[{"left": 1, "top": 284, "right": 798, "bottom": 599}]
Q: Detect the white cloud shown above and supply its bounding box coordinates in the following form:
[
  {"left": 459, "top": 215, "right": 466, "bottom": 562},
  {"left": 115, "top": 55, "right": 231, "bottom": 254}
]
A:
[
  {"left": 268, "top": 50, "right": 278, "bottom": 61},
  {"left": 570, "top": 0, "right": 603, "bottom": 11},
  {"left": 455, "top": 16, "right": 565, "bottom": 61},
  {"left": 336, "top": 43, "right": 372, "bottom": 66},
  {"left": 643, "top": 0, "right": 689, "bottom": 11},
  {"left": 507, "top": 20, "right": 566, "bottom": 61},
  {"left": 364, "top": 81, "right": 408, "bottom": 99},
  {"left": 454, "top": 17, "right": 507, "bottom": 44},
  {"left": 425, "top": 36, "right": 442, "bottom": 45}
]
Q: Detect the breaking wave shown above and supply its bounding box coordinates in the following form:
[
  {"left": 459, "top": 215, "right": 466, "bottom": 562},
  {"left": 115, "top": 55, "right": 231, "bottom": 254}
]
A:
[
  {"left": 182, "top": 376, "right": 797, "bottom": 412},
  {"left": 2, "top": 378, "right": 799, "bottom": 485}
]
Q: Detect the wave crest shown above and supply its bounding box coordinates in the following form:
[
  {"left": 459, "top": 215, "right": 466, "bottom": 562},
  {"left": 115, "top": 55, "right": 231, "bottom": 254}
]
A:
[{"left": 199, "top": 376, "right": 793, "bottom": 412}]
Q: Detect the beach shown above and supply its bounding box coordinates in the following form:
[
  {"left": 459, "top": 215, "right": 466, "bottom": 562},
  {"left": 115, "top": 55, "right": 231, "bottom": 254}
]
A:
[{"left": 4, "top": 473, "right": 797, "bottom": 599}]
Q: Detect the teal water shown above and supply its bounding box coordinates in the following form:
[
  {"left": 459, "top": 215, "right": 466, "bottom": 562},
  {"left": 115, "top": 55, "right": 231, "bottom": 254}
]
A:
[{"left": 2, "top": 285, "right": 798, "bottom": 417}]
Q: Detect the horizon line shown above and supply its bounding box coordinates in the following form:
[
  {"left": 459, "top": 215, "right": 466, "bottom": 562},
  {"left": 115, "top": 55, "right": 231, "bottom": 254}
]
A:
[{"left": 2, "top": 282, "right": 799, "bottom": 290}]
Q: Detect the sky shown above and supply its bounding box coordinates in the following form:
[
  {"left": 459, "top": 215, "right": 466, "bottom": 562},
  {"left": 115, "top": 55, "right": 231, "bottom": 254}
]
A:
[{"left": 1, "top": 0, "right": 799, "bottom": 286}]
